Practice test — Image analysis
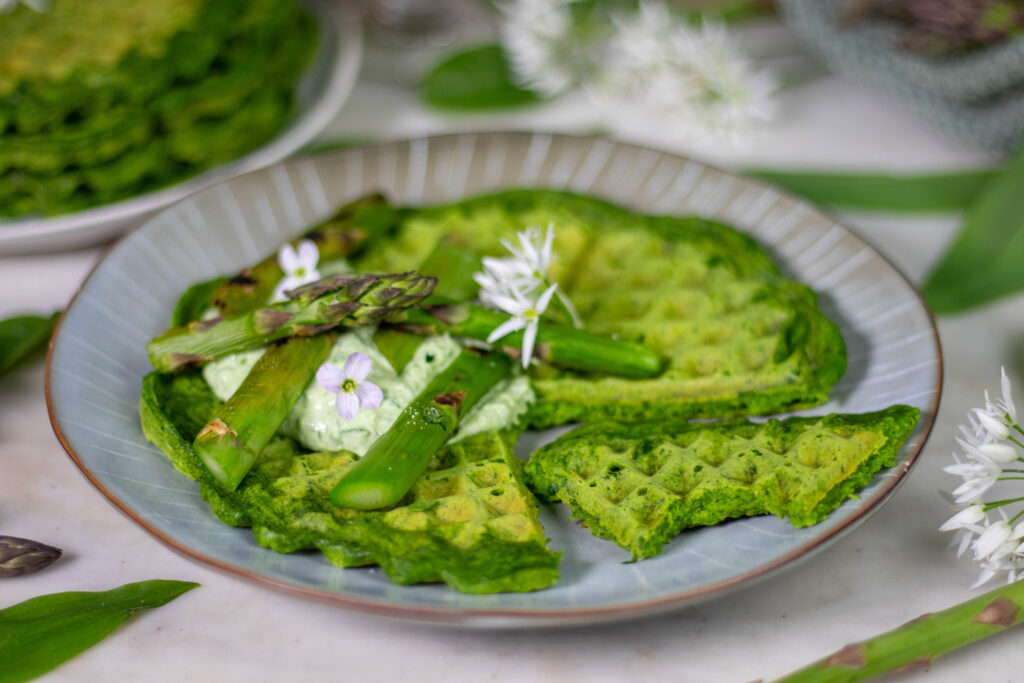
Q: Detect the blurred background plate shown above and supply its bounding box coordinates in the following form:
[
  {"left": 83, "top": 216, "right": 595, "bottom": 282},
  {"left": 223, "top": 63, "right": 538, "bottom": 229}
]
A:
[
  {"left": 0, "top": 0, "right": 362, "bottom": 256},
  {"left": 48, "top": 133, "right": 941, "bottom": 627}
]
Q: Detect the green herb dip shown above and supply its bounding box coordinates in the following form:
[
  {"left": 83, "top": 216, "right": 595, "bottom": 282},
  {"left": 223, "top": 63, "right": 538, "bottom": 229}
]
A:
[{"left": 202, "top": 328, "right": 533, "bottom": 454}]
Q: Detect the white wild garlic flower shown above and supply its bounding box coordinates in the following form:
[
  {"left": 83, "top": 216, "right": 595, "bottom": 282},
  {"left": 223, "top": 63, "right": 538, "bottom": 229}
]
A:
[
  {"left": 941, "top": 368, "right": 1024, "bottom": 587},
  {"left": 499, "top": 0, "right": 588, "bottom": 96}
]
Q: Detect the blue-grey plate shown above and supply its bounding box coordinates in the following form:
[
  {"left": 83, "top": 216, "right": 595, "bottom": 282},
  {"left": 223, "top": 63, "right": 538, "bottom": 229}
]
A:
[
  {"left": 0, "top": 0, "right": 362, "bottom": 256},
  {"left": 47, "top": 133, "right": 941, "bottom": 627}
]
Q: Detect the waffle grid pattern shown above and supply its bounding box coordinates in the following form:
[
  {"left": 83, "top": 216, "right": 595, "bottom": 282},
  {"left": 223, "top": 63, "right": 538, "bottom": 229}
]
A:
[{"left": 525, "top": 406, "right": 920, "bottom": 558}]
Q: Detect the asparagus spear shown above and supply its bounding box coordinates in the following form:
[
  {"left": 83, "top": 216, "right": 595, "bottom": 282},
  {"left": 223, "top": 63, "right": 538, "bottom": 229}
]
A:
[
  {"left": 193, "top": 334, "right": 336, "bottom": 491},
  {"left": 390, "top": 304, "right": 663, "bottom": 378},
  {"left": 330, "top": 350, "right": 511, "bottom": 510},
  {"left": 148, "top": 272, "right": 436, "bottom": 373},
  {"left": 774, "top": 579, "right": 1024, "bottom": 682},
  {"left": 211, "top": 193, "right": 401, "bottom": 316}
]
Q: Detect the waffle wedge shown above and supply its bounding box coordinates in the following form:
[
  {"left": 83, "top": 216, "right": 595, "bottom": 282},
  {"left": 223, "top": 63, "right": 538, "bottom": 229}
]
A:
[
  {"left": 354, "top": 190, "right": 847, "bottom": 427},
  {"left": 140, "top": 372, "right": 561, "bottom": 593},
  {"left": 524, "top": 406, "right": 920, "bottom": 558}
]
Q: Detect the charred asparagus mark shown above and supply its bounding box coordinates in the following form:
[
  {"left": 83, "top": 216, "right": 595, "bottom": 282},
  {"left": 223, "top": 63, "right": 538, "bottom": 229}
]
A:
[
  {"left": 226, "top": 270, "right": 258, "bottom": 287},
  {"left": 196, "top": 418, "right": 237, "bottom": 441},
  {"left": 823, "top": 642, "right": 866, "bottom": 668},
  {"left": 900, "top": 612, "right": 934, "bottom": 627},
  {"left": 973, "top": 596, "right": 1019, "bottom": 627},
  {"left": 893, "top": 655, "right": 932, "bottom": 673},
  {"left": 434, "top": 390, "right": 467, "bottom": 416}
]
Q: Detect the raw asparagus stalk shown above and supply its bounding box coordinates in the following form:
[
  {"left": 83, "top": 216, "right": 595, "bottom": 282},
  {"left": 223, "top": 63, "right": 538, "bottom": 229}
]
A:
[
  {"left": 330, "top": 350, "right": 511, "bottom": 510},
  {"left": 211, "top": 193, "right": 399, "bottom": 316},
  {"left": 193, "top": 334, "right": 335, "bottom": 491},
  {"left": 774, "top": 579, "right": 1024, "bottom": 682},
  {"left": 390, "top": 304, "right": 664, "bottom": 378},
  {"left": 148, "top": 272, "right": 436, "bottom": 373}
]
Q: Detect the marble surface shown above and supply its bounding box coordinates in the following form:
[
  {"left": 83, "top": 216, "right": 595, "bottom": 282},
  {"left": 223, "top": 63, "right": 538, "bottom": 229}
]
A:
[{"left": 2, "top": 26, "right": 1021, "bottom": 682}]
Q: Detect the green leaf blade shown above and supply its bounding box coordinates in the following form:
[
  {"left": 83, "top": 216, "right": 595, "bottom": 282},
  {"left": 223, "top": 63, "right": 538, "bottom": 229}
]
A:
[
  {"left": 746, "top": 168, "right": 997, "bottom": 213},
  {"left": 0, "top": 580, "right": 198, "bottom": 683},
  {"left": 922, "top": 145, "right": 1024, "bottom": 313},
  {"left": 0, "top": 312, "right": 59, "bottom": 377},
  {"left": 421, "top": 44, "right": 542, "bottom": 111}
]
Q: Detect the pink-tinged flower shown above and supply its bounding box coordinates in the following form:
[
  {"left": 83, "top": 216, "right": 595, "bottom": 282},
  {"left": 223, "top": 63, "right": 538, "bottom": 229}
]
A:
[
  {"left": 272, "top": 239, "right": 321, "bottom": 302},
  {"left": 316, "top": 352, "right": 383, "bottom": 420}
]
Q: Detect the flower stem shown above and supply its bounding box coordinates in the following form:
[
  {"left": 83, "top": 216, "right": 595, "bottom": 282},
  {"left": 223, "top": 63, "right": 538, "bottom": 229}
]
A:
[
  {"left": 773, "top": 581, "right": 1024, "bottom": 682},
  {"left": 983, "top": 498, "right": 1024, "bottom": 511}
]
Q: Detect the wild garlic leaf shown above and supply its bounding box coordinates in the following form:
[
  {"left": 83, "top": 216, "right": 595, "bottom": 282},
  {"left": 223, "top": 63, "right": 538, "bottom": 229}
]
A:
[
  {"left": 0, "top": 580, "right": 198, "bottom": 683},
  {"left": 0, "top": 312, "right": 59, "bottom": 378},
  {"left": 746, "top": 168, "right": 997, "bottom": 213},
  {"left": 421, "top": 44, "right": 542, "bottom": 111},
  {"left": 922, "top": 144, "right": 1024, "bottom": 314}
]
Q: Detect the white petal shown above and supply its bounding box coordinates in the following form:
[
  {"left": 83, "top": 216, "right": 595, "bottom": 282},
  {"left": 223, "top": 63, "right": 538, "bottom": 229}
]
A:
[
  {"left": 541, "top": 222, "right": 555, "bottom": 272},
  {"left": 975, "top": 409, "right": 1010, "bottom": 439},
  {"left": 490, "top": 293, "right": 530, "bottom": 316},
  {"left": 271, "top": 276, "right": 303, "bottom": 303},
  {"left": 487, "top": 317, "right": 527, "bottom": 343},
  {"left": 1001, "top": 367, "right": 1017, "bottom": 422},
  {"left": 953, "top": 478, "right": 996, "bottom": 504},
  {"left": 974, "top": 442, "right": 1020, "bottom": 464},
  {"left": 535, "top": 283, "right": 559, "bottom": 314},
  {"left": 278, "top": 243, "right": 299, "bottom": 274},
  {"left": 521, "top": 321, "right": 539, "bottom": 369},
  {"left": 939, "top": 505, "right": 985, "bottom": 531},
  {"left": 335, "top": 391, "right": 360, "bottom": 420},
  {"left": 343, "top": 352, "right": 372, "bottom": 382},
  {"left": 296, "top": 239, "right": 320, "bottom": 269},
  {"left": 356, "top": 381, "right": 383, "bottom": 409},
  {"left": 971, "top": 565, "right": 999, "bottom": 589},
  {"left": 316, "top": 363, "right": 344, "bottom": 393},
  {"left": 975, "top": 521, "right": 1012, "bottom": 560},
  {"left": 956, "top": 530, "right": 975, "bottom": 557}
]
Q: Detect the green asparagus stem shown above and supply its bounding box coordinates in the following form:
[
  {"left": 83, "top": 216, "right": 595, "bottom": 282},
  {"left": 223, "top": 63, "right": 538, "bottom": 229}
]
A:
[
  {"left": 390, "top": 304, "right": 664, "bottom": 378},
  {"left": 210, "top": 193, "right": 399, "bottom": 316},
  {"left": 774, "top": 580, "right": 1024, "bottom": 682},
  {"left": 148, "top": 272, "right": 436, "bottom": 373},
  {"left": 330, "top": 350, "right": 511, "bottom": 510},
  {"left": 193, "top": 334, "right": 335, "bottom": 491},
  {"left": 416, "top": 238, "right": 486, "bottom": 304}
]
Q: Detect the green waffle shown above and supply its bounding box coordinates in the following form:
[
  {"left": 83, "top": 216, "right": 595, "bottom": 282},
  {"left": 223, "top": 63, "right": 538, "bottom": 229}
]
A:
[
  {"left": 524, "top": 406, "right": 919, "bottom": 558},
  {"left": 354, "top": 190, "right": 847, "bottom": 427},
  {"left": 0, "top": 0, "right": 234, "bottom": 133},
  {"left": 0, "top": 0, "right": 315, "bottom": 217},
  {"left": 0, "top": 82, "right": 297, "bottom": 216},
  {"left": 140, "top": 372, "right": 561, "bottom": 593}
]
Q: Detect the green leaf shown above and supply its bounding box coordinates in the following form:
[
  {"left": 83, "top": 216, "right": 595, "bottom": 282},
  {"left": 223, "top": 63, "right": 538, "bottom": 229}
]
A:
[
  {"left": 922, "top": 144, "right": 1024, "bottom": 313},
  {"left": 421, "top": 44, "right": 543, "bottom": 111},
  {"left": 746, "top": 168, "right": 998, "bottom": 213},
  {"left": 0, "top": 312, "right": 59, "bottom": 377},
  {"left": 0, "top": 580, "right": 198, "bottom": 683}
]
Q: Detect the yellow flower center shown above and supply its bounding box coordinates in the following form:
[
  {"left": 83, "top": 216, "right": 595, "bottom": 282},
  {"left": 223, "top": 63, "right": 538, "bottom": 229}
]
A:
[{"left": 341, "top": 378, "right": 357, "bottom": 393}]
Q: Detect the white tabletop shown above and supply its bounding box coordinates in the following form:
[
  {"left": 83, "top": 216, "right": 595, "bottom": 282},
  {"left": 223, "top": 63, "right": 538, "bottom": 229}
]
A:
[{"left": 2, "top": 27, "right": 1021, "bottom": 682}]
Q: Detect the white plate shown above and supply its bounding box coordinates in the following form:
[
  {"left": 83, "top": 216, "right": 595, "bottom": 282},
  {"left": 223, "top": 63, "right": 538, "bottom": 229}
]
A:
[
  {"left": 0, "top": 0, "right": 362, "bottom": 256},
  {"left": 48, "top": 133, "right": 942, "bottom": 627}
]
